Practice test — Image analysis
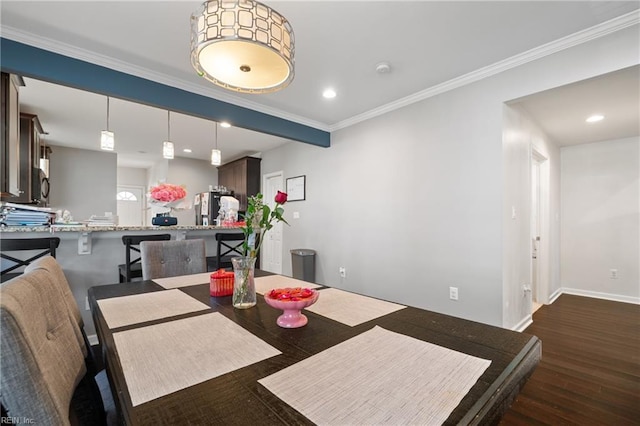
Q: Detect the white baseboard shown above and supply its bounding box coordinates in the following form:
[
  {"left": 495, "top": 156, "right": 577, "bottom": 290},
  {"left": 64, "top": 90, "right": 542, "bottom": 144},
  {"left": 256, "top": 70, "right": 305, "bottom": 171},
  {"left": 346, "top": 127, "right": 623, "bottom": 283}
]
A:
[
  {"left": 548, "top": 288, "right": 562, "bottom": 304},
  {"left": 560, "top": 287, "right": 640, "bottom": 305},
  {"left": 512, "top": 315, "right": 533, "bottom": 332},
  {"left": 509, "top": 287, "right": 637, "bottom": 331}
]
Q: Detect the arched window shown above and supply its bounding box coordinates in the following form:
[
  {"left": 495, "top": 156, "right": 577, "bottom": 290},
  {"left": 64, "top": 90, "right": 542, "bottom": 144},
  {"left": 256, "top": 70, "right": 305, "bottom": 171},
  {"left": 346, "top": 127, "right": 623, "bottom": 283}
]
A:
[{"left": 116, "top": 191, "right": 138, "bottom": 201}]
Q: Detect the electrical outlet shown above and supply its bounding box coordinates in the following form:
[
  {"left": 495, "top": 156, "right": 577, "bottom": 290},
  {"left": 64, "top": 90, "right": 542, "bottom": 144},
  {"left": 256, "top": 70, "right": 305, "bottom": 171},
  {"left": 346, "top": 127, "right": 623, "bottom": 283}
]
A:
[
  {"left": 85, "top": 296, "right": 90, "bottom": 311},
  {"left": 449, "top": 287, "right": 458, "bottom": 301},
  {"left": 339, "top": 267, "right": 346, "bottom": 278},
  {"left": 610, "top": 269, "right": 618, "bottom": 279}
]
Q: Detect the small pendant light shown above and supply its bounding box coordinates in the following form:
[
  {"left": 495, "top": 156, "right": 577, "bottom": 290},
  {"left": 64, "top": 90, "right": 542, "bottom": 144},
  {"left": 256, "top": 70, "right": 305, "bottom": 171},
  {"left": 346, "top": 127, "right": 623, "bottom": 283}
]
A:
[
  {"left": 100, "top": 96, "right": 115, "bottom": 151},
  {"left": 211, "top": 121, "right": 221, "bottom": 166},
  {"left": 163, "top": 110, "right": 174, "bottom": 159}
]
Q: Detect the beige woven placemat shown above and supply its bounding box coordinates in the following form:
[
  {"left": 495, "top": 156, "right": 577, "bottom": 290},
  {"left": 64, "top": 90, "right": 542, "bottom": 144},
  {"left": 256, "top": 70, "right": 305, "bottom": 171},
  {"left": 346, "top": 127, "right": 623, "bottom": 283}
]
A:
[
  {"left": 304, "top": 288, "right": 406, "bottom": 326},
  {"left": 259, "top": 326, "right": 491, "bottom": 425},
  {"left": 114, "top": 312, "right": 282, "bottom": 406},
  {"left": 97, "top": 289, "right": 210, "bottom": 329},
  {"left": 255, "top": 275, "right": 321, "bottom": 295},
  {"left": 153, "top": 272, "right": 211, "bottom": 289}
]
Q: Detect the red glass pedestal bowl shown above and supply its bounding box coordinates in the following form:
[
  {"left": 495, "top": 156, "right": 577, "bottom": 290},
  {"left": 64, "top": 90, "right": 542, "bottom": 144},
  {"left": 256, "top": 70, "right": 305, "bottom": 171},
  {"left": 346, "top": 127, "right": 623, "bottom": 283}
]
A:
[{"left": 264, "top": 289, "right": 319, "bottom": 328}]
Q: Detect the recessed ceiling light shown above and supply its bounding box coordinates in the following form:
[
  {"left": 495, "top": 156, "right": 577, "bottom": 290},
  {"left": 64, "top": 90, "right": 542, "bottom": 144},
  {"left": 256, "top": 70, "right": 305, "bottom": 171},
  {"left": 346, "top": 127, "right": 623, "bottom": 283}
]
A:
[
  {"left": 220, "top": 122, "right": 231, "bottom": 128},
  {"left": 183, "top": 148, "right": 192, "bottom": 153},
  {"left": 586, "top": 114, "right": 604, "bottom": 123},
  {"left": 323, "top": 88, "right": 337, "bottom": 99}
]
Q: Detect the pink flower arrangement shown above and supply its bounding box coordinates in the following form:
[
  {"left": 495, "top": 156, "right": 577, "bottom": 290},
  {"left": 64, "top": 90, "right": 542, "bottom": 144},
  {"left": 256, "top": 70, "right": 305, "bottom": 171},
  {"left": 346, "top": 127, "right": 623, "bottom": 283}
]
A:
[{"left": 150, "top": 183, "right": 187, "bottom": 203}]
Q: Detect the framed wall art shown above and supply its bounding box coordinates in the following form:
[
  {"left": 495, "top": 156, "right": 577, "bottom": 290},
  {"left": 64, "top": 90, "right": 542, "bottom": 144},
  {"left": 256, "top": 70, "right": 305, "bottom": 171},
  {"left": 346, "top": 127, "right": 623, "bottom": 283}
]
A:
[{"left": 286, "top": 175, "right": 306, "bottom": 201}]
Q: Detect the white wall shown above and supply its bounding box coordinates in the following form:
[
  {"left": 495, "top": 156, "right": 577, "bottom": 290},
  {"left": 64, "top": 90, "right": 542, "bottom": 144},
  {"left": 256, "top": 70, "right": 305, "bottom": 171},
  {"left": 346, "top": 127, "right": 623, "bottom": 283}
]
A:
[
  {"left": 502, "top": 105, "right": 561, "bottom": 329},
  {"left": 117, "top": 166, "right": 147, "bottom": 187},
  {"left": 561, "top": 137, "right": 639, "bottom": 302},
  {"left": 49, "top": 145, "right": 117, "bottom": 221},
  {"left": 261, "top": 25, "right": 639, "bottom": 327}
]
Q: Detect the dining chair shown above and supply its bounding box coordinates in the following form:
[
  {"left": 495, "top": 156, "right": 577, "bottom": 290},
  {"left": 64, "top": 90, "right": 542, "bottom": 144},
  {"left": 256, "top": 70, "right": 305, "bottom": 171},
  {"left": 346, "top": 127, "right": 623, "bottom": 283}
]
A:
[
  {"left": 118, "top": 234, "right": 171, "bottom": 282},
  {"left": 0, "top": 268, "right": 111, "bottom": 425},
  {"left": 24, "top": 256, "right": 96, "bottom": 372},
  {"left": 140, "top": 239, "right": 207, "bottom": 280},
  {"left": 0, "top": 237, "right": 61, "bottom": 282},
  {"left": 207, "top": 232, "right": 245, "bottom": 271}
]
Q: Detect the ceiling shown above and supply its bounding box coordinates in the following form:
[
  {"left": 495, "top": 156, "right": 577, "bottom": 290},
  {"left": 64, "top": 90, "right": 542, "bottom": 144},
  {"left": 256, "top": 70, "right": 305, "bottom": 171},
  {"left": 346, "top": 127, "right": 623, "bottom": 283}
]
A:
[
  {"left": 514, "top": 65, "right": 639, "bottom": 147},
  {"left": 1, "top": 1, "right": 639, "bottom": 167}
]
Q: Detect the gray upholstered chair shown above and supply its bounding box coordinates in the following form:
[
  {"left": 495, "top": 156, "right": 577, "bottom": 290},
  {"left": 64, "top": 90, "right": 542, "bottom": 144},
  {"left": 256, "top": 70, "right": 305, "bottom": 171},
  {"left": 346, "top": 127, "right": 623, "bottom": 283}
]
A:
[
  {"left": 0, "top": 268, "right": 108, "bottom": 425},
  {"left": 22, "top": 256, "right": 117, "bottom": 424},
  {"left": 118, "top": 234, "right": 172, "bottom": 282},
  {"left": 140, "top": 239, "right": 207, "bottom": 280},
  {"left": 24, "top": 256, "right": 88, "bottom": 359}
]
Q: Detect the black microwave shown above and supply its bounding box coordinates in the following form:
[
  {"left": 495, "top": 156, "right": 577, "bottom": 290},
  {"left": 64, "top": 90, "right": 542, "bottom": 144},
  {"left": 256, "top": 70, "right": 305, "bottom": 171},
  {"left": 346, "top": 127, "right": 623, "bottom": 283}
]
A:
[{"left": 31, "top": 167, "right": 49, "bottom": 206}]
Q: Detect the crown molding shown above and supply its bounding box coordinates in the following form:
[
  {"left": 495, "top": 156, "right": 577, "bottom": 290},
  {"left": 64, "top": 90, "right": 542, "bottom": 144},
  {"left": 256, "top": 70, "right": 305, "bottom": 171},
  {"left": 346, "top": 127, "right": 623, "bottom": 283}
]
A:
[
  {"left": 2, "top": 9, "right": 638, "bottom": 135},
  {"left": 0, "top": 26, "right": 330, "bottom": 133},
  {"left": 330, "top": 9, "right": 640, "bottom": 132}
]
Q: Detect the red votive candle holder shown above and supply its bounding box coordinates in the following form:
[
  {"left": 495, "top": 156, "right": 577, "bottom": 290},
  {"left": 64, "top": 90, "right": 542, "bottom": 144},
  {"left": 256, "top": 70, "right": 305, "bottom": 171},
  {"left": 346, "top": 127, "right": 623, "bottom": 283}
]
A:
[{"left": 210, "top": 269, "right": 234, "bottom": 297}]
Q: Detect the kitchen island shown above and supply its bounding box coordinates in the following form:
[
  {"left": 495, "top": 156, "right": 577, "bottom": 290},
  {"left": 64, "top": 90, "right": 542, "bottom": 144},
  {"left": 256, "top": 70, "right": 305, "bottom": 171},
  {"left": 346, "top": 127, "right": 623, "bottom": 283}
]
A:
[{"left": 0, "top": 224, "right": 242, "bottom": 337}]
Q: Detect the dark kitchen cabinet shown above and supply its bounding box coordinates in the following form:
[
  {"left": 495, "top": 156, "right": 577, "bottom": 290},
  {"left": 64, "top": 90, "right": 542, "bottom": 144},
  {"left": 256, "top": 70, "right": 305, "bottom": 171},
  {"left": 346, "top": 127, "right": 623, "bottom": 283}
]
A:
[
  {"left": 217, "top": 156, "right": 261, "bottom": 212},
  {"left": 1, "top": 112, "right": 46, "bottom": 204},
  {"left": 1, "top": 72, "right": 21, "bottom": 198}
]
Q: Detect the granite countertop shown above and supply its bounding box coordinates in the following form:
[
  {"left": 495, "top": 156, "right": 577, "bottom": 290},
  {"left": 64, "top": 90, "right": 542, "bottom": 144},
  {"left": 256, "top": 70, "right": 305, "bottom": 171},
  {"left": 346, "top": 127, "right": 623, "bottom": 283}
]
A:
[{"left": 0, "top": 225, "right": 242, "bottom": 233}]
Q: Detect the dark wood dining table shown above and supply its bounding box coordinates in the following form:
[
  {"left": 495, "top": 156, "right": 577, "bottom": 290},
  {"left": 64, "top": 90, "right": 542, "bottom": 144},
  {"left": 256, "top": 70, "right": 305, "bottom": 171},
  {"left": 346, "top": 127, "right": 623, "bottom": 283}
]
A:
[{"left": 89, "top": 271, "right": 541, "bottom": 425}]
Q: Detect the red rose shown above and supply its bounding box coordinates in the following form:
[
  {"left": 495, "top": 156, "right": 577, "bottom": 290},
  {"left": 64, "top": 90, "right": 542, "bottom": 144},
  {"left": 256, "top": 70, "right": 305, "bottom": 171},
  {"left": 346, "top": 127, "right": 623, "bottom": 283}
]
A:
[{"left": 275, "top": 191, "right": 288, "bottom": 205}]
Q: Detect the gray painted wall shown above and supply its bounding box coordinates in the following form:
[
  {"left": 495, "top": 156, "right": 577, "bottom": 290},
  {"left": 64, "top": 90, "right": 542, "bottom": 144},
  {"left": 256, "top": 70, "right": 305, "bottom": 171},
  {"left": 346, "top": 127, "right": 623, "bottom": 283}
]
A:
[
  {"left": 261, "top": 25, "right": 639, "bottom": 328},
  {"left": 117, "top": 166, "right": 147, "bottom": 186},
  {"left": 502, "top": 104, "right": 561, "bottom": 328},
  {"left": 49, "top": 144, "right": 117, "bottom": 222},
  {"left": 167, "top": 157, "right": 219, "bottom": 226},
  {"left": 561, "top": 137, "right": 639, "bottom": 300}
]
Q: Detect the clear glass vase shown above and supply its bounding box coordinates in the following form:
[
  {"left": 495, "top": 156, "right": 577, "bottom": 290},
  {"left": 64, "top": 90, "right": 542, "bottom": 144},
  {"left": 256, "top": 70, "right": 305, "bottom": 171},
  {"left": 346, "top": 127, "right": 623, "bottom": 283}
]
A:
[{"left": 232, "top": 256, "right": 257, "bottom": 309}]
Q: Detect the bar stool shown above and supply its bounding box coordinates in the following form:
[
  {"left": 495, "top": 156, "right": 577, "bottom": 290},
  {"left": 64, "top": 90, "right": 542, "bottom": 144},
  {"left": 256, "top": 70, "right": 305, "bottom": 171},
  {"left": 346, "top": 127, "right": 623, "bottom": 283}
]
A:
[
  {"left": 207, "top": 232, "right": 245, "bottom": 271},
  {"left": 118, "top": 234, "right": 171, "bottom": 282},
  {"left": 0, "top": 237, "right": 61, "bottom": 283}
]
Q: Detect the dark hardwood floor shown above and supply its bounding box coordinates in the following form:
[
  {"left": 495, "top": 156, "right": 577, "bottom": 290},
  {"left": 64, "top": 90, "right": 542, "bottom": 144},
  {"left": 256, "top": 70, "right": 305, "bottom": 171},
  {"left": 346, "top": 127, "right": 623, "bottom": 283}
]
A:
[{"left": 500, "top": 294, "right": 640, "bottom": 425}]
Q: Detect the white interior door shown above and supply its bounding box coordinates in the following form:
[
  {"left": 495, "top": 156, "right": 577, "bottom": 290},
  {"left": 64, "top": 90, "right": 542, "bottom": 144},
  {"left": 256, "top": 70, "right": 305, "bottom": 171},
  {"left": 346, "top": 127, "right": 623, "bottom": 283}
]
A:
[
  {"left": 117, "top": 185, "right": 145, "bottom": 226},
  {"left": 531, "top": 160, "right": 541, "bottom": 305},
  {"left": 530, "top": 148, "right": 550, "bottom": 311},
  {"left": 261, "top": 171, "right": 284, "bottom": 274}
]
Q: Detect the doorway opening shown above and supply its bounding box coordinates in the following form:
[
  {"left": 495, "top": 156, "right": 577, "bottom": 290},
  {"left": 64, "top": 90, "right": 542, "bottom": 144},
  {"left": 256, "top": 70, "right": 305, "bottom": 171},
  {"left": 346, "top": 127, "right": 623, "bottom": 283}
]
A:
[
  {"left": 117, "top": 185, "right": 145, "bottom": 226},
  {"left": 261, "top": 171, "right": 284, "bottom": 274},
  {"left": 531, "top": 148, "right": 549, "bottom": 313}
]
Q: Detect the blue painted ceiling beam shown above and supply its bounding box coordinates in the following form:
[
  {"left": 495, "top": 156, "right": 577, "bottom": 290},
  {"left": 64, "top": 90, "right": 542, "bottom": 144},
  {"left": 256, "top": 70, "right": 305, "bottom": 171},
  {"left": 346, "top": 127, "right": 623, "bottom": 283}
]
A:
[{"left": 0, "top": 38, "right": 330, "bottom": 148}]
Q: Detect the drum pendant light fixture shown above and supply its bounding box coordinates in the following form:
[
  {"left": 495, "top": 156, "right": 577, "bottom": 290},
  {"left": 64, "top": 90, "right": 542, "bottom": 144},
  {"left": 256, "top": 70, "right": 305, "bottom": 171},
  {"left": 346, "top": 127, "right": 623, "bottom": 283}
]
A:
[
  {"left": 191, "top": 0, "right": 295, "bottom": 94},
  {"left": 211, "top": 122, "right": 222, "bottom": 166},
  {"left": 163, "top": 111, "right": 175, "bottom": 159},
  {"left": 100, "top": 96, "right": 115, "bottom": 151}
]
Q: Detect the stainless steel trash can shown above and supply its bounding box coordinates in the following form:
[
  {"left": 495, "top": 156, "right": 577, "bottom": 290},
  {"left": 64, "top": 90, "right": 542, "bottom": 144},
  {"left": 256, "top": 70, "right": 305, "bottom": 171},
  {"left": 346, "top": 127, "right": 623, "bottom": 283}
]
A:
[{"left": 290, "top": 249, "right": 316, "bottom": 283}]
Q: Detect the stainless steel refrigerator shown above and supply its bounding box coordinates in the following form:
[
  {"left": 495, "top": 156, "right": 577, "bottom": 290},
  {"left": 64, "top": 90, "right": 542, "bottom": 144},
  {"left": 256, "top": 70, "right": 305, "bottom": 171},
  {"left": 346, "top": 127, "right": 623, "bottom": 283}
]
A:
[{"left": 194, "top": 190, "right": 233, "bottom": 226}]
